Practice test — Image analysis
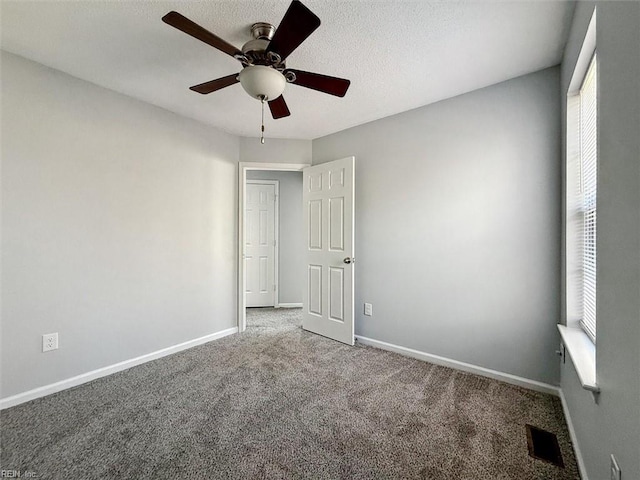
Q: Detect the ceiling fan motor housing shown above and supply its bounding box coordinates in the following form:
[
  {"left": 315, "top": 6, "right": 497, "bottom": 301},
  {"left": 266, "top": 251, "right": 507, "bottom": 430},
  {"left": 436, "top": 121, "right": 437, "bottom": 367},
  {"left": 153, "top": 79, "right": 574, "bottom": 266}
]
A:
[
  {"left": 242, "top": 38, "right": 269, "bottom": 56},
  {"left": 242, "top": 22, "right": 283, "bottom": 67}
]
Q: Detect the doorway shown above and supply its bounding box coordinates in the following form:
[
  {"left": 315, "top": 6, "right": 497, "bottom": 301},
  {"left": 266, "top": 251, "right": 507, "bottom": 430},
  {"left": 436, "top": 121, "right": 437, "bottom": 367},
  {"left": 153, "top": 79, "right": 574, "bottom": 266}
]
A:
[{"left": 238, "top": 162, "right": 308, "bottom": 333}]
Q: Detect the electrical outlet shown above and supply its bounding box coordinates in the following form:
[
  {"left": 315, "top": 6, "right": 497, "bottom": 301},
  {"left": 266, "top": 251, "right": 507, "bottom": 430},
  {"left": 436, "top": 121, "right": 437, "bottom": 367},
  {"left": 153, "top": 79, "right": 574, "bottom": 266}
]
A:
[
  {"left": 42, "top": 333, "right": 58, "bottom": 352},
  {"left": 610, "top": 455, "right": 621, "bottom": 480},
  {"left": 364, "top": 303, "right": 373, "bottom": 316}
]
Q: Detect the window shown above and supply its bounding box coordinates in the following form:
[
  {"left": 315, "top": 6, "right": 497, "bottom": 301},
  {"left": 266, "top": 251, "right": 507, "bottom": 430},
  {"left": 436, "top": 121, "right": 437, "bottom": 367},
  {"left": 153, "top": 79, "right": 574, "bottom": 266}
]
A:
[
  {"left": 562, "top": 9, "right": 598, "bottom": 391},
  {"left": 567, "top": 52, "right": 598, "bottom": 343},
  {"left": 578, "top": 54, "right": 597, "bottom": 342}
]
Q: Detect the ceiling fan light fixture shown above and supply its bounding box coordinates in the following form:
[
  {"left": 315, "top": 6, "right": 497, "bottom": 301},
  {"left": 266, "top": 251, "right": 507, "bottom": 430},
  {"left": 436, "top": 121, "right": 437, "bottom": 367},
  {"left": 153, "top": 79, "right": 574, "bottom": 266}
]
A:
[
  {"left": 163, "top": 0, "right": 350, "bottom": 132},
  {"left": 239, "top": 66, "right": 286, "bottom": 101}
]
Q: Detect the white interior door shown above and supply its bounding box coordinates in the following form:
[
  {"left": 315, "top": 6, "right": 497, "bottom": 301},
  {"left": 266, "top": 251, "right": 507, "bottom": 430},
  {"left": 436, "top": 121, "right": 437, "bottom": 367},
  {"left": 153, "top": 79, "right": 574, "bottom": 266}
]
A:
[
  {"left": 246, "top": 182, "right": 277, "bottom": 307},
  {"left": 302, "top": 157, "right": 355, "bottom": 345}
]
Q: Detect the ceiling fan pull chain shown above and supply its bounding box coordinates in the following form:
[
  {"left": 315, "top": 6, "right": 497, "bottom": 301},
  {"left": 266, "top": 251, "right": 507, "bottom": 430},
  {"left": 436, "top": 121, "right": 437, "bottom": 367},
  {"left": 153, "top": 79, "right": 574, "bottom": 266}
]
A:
[{"left": 260, "top": 96, "right": 266, "bottom": 144}]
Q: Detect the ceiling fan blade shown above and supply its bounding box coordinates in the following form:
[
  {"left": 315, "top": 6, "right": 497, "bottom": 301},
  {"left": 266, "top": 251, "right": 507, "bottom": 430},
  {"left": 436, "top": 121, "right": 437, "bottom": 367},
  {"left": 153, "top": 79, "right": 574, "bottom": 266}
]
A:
[
  {"left": 162, "top": 11, "right": 243, "bottom": 59},
  {"left": 189, "top": 74, "right": 239, "bottom": 94},
  {"left": 265, "top": 0, "right": 321, "bottom": 61},
  {"left": 285, "top": 69, "right": 351, "bottom": 97},
  {"left": 268, "top": 95, "right": 291, "bottom": 119}
]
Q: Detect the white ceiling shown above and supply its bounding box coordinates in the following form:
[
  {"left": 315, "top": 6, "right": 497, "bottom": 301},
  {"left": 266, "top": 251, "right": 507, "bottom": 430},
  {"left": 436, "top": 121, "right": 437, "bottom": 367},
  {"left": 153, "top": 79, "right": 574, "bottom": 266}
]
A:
[{"left": 1, "top": 1, "right": 574, "bottom": 140}]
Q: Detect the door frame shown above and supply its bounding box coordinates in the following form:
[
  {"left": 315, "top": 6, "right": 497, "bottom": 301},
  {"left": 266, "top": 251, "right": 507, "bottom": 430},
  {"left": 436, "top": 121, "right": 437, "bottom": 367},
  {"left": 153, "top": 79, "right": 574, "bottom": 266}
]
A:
[
  {"left": 245, "top": 179, "right": 279, "bottom": 308},
  {"left": 238, "top": 162, "right": 309, "bottom": 333}
]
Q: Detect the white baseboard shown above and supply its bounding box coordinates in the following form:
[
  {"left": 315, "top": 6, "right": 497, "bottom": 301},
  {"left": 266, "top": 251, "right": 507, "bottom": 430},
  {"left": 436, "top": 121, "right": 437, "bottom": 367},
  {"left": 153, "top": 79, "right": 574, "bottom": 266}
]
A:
[
  {"left": 355, "top": 335, "right": 560, "bottom": 396},
  {"left": 559, "top": 389, "right": 589, "bottom": 480},
  {"left": 276, "top": 303, "right": 303, "bottom": 308},
  {"left": 0, "top": 327, "right": 238, "bottom": 410}
]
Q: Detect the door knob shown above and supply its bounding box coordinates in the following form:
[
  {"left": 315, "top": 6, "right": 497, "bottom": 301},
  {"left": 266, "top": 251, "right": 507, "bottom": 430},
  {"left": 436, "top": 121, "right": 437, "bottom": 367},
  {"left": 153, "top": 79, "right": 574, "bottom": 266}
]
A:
[{"left": 343, "top": 257, "right": 353, "bottom": 264}]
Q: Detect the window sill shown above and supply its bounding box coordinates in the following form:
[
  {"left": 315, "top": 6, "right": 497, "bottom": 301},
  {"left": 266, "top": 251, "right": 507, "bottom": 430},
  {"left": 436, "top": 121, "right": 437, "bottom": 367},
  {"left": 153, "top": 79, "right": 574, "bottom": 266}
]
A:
[{"left": 557, "top": 324, "right": 599, "bottom": 392}]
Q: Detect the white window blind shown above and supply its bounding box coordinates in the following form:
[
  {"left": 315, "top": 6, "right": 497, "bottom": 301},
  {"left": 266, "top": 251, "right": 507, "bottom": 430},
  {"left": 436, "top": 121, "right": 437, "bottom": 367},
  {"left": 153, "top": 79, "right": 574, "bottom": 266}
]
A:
[{"left": 579, "top": 53, "right": 597, "bottom": 342}]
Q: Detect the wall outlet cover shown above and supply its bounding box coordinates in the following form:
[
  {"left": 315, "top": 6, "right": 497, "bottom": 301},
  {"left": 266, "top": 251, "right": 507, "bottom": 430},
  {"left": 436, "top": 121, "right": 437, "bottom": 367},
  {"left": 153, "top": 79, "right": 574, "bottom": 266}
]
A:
[
  {"left": 364, "top": 303, "right": 373, "bottom": 316},
  {"left": 42, "top": 333, "right": 59, "bottom": 352}
]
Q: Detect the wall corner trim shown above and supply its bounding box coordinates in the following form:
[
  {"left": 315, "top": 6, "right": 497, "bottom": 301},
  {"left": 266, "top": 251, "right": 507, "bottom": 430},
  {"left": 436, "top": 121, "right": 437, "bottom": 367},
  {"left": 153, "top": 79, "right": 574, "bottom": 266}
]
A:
[
  {"left": 559, "top": 389, "right": 589, "bottom": 480},
  {"left": 355, "top": 335, "right": 560, "bottom": 396},
  {"left": 0, "top": 327, "right": 238, "bottom": 410}
]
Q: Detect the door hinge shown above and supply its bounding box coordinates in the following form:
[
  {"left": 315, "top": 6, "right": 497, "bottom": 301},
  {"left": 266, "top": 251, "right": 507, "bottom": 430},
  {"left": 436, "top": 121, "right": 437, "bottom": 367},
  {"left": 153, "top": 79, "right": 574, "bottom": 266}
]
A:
[
  {"left": 273, "top": 240, "right": 276, "bottom": 247},
  {"left": 273, "top": 284, "right": 276, "bottom": 292}
]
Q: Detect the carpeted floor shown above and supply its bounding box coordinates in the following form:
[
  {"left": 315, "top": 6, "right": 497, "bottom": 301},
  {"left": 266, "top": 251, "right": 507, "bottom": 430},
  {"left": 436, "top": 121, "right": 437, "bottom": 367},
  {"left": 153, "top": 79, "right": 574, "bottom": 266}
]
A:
[{"left": 1, "top": 308, "right": 579, "bottom": 479}]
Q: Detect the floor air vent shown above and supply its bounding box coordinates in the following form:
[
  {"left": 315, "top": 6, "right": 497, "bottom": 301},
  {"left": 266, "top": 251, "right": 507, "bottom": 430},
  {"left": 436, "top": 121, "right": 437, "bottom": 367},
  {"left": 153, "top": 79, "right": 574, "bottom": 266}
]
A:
[{"left": 525, "top": 424, "right": 564, "bottom": 467}]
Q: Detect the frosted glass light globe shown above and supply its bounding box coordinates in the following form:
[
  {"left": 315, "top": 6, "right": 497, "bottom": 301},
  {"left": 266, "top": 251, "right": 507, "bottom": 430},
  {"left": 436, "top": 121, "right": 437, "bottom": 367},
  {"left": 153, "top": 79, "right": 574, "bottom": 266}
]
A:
[{"left": 239, "top": 65, "right": 286, "bottom": 101}]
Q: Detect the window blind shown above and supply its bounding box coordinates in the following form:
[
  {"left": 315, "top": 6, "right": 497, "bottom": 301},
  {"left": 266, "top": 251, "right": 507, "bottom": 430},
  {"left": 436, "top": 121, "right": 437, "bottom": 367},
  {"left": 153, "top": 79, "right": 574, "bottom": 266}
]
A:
[{"left": 579, "top": 53, "right": 597, "bottom": 342}]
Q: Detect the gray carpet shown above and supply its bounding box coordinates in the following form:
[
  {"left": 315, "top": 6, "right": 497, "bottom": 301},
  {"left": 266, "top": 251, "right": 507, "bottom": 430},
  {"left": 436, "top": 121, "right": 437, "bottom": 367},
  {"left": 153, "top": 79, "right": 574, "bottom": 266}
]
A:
[{"left": 1, "top": 308, "right": 580, "bottom": 479}]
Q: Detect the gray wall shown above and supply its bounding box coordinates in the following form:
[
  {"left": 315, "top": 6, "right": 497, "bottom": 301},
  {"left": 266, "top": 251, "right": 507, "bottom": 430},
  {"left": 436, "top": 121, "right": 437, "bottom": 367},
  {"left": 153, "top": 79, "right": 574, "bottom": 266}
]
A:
[
  {"left": 1, "top": 52, "right": 239, "bottom": 398},
  {"left": 560, "top": 3, "right": 640, "bottom": 479},
  {"left": 240, "top": 137, "right": 311, "bottom": 165},
  {"left": 246, "top": 171, "right": 304, "bottom": 305},
  {"left": 313, "top": 67, "right": 562, "bottom": 385}
]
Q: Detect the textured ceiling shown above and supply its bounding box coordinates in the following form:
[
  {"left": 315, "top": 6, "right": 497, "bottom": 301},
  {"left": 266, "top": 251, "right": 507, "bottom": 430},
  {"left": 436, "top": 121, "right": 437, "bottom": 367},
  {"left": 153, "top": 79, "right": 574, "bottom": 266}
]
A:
[{"left": 1, "top": 1, "right": 574, "bottom": 140}]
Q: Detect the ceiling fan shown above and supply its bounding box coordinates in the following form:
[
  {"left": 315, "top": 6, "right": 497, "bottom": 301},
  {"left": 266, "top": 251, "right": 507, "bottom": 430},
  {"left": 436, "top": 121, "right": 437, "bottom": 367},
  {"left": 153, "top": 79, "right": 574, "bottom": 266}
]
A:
[{"left": 162, "top": 0, "right": 351, "bottom": 142}]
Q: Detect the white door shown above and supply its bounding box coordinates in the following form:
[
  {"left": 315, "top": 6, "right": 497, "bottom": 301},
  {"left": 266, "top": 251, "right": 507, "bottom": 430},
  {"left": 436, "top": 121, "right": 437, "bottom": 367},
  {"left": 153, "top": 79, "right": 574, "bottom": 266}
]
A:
[
  {"left": 302, "top": 157, "right": 355, "bottom": 345},
  {"left": 245, "top": 181, "right": 277, "bottom": 307}
]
